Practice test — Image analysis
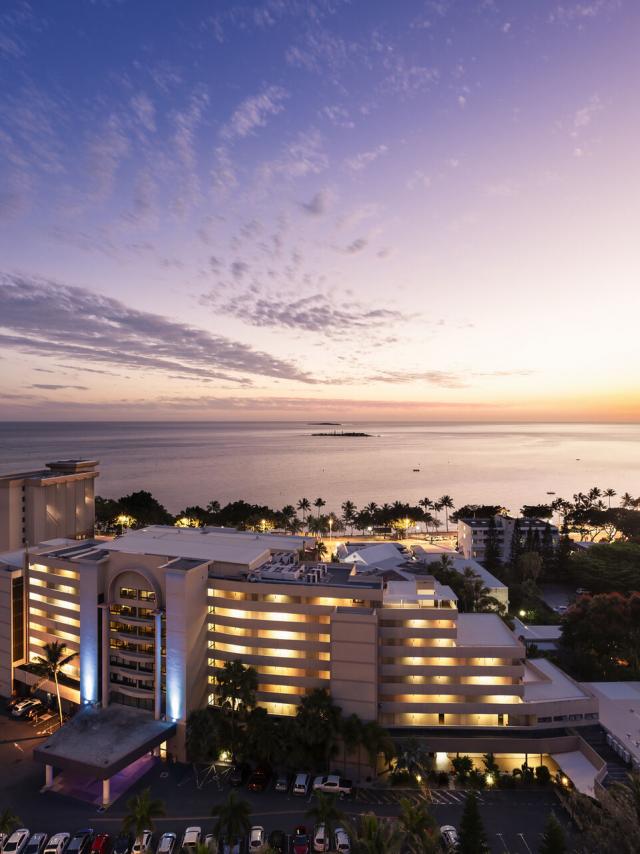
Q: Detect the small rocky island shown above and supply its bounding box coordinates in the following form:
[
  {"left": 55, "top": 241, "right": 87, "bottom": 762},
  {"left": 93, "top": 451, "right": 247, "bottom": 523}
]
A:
[{"left": 311, "top": 430, "right": 372, "bottom": 437}]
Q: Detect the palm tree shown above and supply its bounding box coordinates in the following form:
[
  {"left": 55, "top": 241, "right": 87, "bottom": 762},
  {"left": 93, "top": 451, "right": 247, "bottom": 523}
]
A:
[
  {"left": 31, "top": 640, "right": 77, "bottom": 725},
  {"left": 419, "top": 497, "right": 434, "bottom": 514},
  {"left": 364, "top": 502, "right": 379, "bottom": 518},
  {"left": 316, "top": 541, "right": 328, "bottom": 560},
  {"left": 211, "top": 790, "right": 252, "bottom": 845},
  {"left": 438, "top": 495, "right": 455, "bottom": 531},
  {"left": 341, "top": 500, "right": 357, "bottom": 534},
  {"left": 122, "top": 788, "right": 165, "bottom": 839},
  {"left": 361, "top": 721, "right": 395, "bottom": 779},
  {"left": 215, "top": 660, "right": 257, "bottom": 758},
  {"left": 482, "top": 752, "right": 500, "bottom": 781},
  {"left": 349, "top": 814, "right": 403, "bottom": 854},
  {"left": 398, "top": 798, "right": 439, "bottom": 854},
  {"left": 340, "top": 713, "right": 363, "bottom": 777},
  {"left": 297, "top": 497, "right": 311, "bottom": 523},
  {"left": 314, "top": 497, "right": 326, "bottom": 517},
  {"left": 0, "top": 809, "right": 21, "bottom": 836},
  {"left": 603, "top": 488, "right": 617, "bottom": 509},
  {"left": 306, "top": 793, "right": 345, "bottom": 851},
  {"left": 621, "top": 492, "right": 636, "bottom": 509}
]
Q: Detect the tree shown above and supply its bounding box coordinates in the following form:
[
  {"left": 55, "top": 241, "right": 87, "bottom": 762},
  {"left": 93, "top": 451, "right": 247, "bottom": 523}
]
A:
[
  {"left": 397, "top": 798, "right": 438, "bottom": 854},
  {"left": 350, "top": 813, "right": 403, "bottom": 854},
  {"left": 438, "top": 495, "right": 455, "bottom": 531},
  {"left": 341, "top": 713, "right": 363, "bottom": 776},
  {"left": 186, "top": 707, "right": 230, "bottom": 764},
  {"left": 211, "top": 790, "right": 251, "bottom": 845},
  {"left": 569, "top": 542, "right": 640, "bottom": 593},
  {"left": 316, "top": 540, "right": 328, "bottom": 560},
  {"left": 243, "top": 706, "right": 285, "bottom": 766},
  {"left": 394, "top": 737, "right": 430, "bottom": 782},
  {"left": 306, "top": 793, "right": 345, "bottom": 850},
  {"left": 482, "top": 752, "right": 500, "bottom": 780},
  {"left": 458, "top": 791, "right": 489, "bottom": 854},
  {"left": 521, "top": 505, "right": 553, "bottom": 519},
  {"left": 314, "top": 497, "right": 326, "bottom": 517},
  {"left": 509, "top": 518, "right": 523, "bottom": 566},
  {"left": 297, "top": 498, "right": 311, "bottom": 524},
  {"left": 517, "top": 551, "right": 543, "bottom": 583},
  {"left": 117, "top": 490, "right": 173, "bottom": 526},
  {"left": 361, "top": 720, "right": 395, "bottom": 776},
  {"left": 122, "top": 788, "right": 165, "bottom": 839},
  {"left": 538, "top": 814, "right": 566, "bottom": 854},
  {"left": 603, "top": 488, "right": 617, "bottom": 509},
  {"left": 568, "top": 771, "right": 640, "bottom": 853},
  {"left": 341, "top": 500, "right": 357, "bottom": 534},
  {"left": 451, "top": 755, "right": 473, "bottom": 782},
  {"left": 0, "top": 809, "right": 21, "bottom": 836},
  {"left": 31, "top": 640, "right": 77, "bottom": 726},
  {"left": 215, "top": 660, "right": 257, "bottom": 758},
  {"left": 294, "top": 688, "right": 342, "bottom": 771}
]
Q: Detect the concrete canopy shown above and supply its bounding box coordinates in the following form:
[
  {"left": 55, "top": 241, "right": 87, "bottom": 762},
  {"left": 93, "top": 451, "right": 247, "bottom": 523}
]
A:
[{"left": 33, "top": 705, "right": 176, "bottom": 779}]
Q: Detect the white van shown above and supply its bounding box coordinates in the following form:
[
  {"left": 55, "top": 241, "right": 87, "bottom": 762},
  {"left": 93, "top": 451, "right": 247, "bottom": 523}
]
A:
[{"left": 292, "top": 773, "right": 311, "bottom": 796}]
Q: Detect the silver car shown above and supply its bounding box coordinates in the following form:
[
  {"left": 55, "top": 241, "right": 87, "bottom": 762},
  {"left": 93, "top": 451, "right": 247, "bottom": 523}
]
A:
[
  {"left": 24, "top": 835, "right": 48, "bottom": 854},
  {"left": 440, "top": 826, "right": 459, "bottom": 851},
  {"left": 3, "top": 830, "right": 31, "bottom": 854},
  {"left": 43, "top": 835, "right": 70, "bottom": 854},
  {"left": 155, "top": 835, "right": 176, "bottom": 854}
]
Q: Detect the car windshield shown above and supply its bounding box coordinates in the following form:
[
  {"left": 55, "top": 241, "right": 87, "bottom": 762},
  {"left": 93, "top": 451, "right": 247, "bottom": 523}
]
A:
[{"left": 294, "top": 836, "right": 308, "bottom": 844}]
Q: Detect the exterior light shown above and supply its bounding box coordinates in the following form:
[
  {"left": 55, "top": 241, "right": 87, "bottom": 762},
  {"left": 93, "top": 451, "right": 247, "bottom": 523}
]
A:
[
  {"left": 519, "top": 609, "right": 526, "bottom": 618},
  {"left": 415, "top": 773, "right": 422, "bottom": 783},
  {"left": 485, "top": 773, "right": 494, "bottom": 786},
  {"left": 561, "top": 775, "right": 569, "bottom": 787},
  {"left": 220, "top": 750, "right": 231, "bottom": 763}
]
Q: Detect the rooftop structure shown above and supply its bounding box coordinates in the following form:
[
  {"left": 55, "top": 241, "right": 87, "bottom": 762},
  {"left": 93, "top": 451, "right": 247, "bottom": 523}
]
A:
[
  {"left": 0, "top": 459, "right": 98, "bottom": 552},
  {"left": 513, "top": 618, "right": 562, "bottom": 651},
  {"left": 412, "top": 546, "right": 509, "bottom": 610}
]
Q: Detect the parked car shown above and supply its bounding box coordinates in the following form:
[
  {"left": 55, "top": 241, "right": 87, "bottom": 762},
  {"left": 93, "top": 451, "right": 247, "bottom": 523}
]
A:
[
  {"left": 220, "top": 840, "right": 241, "bottom": 854},
  {"left": 247, "top": 766, "right": 271, "bottom": 792},
  {"left": 313, "top": 824, "right": 326, "bottom": 853},
  {"left": 576, "top": 588, "right": 591, "bottom": 596},
  {"left": 44, "top": 836, "right": 70, "bottom": 854},
  {"left": 1, "top": 835, "right": 9, "bottom": 853},
  {"left": 440, "top": 826, "right": 459, "bottom": 851},
  {"left": 202, "top": 836, "right": 217, "bottom": 853},
  {"left": 155, "top": 835, "right": 176, "bottom": 854},
  {"left": 248, "top": 827, "right": 265, "bottom": 852},
  {"left": 228, "top": 763, "right": 250, "bottom": 787},
  {"left": 312, "top": 775, "right": 353, "bottom": 796},
  {"left": 292, "top": 773, "right": 311, "bottom": 796},
  {"left": 65, "top": 834, "right": 94, "bottom": 854},
  {"left": 273, "top": 773, "right": 290, "bottom": 793},
  {"left": 25, "top": 835, "right": 48, "bottom": 854},
  {"left": 554, "top": 605, "right": 568, "bottom": 615},
  {"left": 131, "top": 832, "right": 152, "bottom": 854},
  {"left": 267, "top": 831, "right": 286, "bottom": 854},
  {"left": 3, "top": 832, "right": 31, "bottom": 854},
  {"left": 90, "top": 835, "right": 111, "bottom": 854},
  {"left": 112, "top": 836, "right": 131, "bottom": 854},
  {"left": 291, "top": 827, "right": 310, "bottom": 854},
  {"left": 11, "top": 698, "right": 43, "bottom": 719},
  {"left": 333, "top": 828, "right": 350, "bottom": 854},
  {"left": 180, "top": 828, "right": 201, "bottom": 854}
]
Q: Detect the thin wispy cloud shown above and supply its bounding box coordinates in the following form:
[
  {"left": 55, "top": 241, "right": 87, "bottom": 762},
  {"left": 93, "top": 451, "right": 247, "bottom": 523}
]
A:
[
  {"left": 345, "top": 144, "right": 388, "bottom": 172},
  {"left": 220, "top": 86, "right": 288, "bottom": 141}
]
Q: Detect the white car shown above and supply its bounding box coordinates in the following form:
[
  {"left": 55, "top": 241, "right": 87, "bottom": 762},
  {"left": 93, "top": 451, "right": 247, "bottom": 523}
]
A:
[
  {"left": 203, "top": 836, "right": 217, "bottom": 853},
  {"left": 1, "top": 835, "right": 8, "bottom": 853},
  {"left": 131, "top": 832, "right": 152, "bottom": 854},
  {"left": 313, "top": 824, "right": 327, "bottom": 853},
  {"left": 333, "top": 828, "right": 350, "bottom": 854},
  {"left": 44, "top": 835, "right": 70, "bottom": 854},
  {"left": 248, "top": 828, "right": 265, "bottom": 852},
  {"left": 292, "top": 773, "right": 311, "bottom": 796},
  {"left": 156, "top": 835, "right": 176, "bottom": 854},
  {"left": 440, "top": 826, "right": 459, "bottom": 850},
  {"left": 180, "top": 829, "right": 201, "bottom": 854},
  {"left": 3, "top": 830, "right": 31, "bottom": 854}
]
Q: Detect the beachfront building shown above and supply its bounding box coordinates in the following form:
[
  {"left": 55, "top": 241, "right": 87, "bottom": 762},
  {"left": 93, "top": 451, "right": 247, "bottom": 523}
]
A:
[
  {"left": 0, "top": 459, "right": 98, "bottom": 552},
  {"left": 412, "top": 546, "right": 509, "bottom": 611},
  {"left": 457, "top": 515, "right": 558, "bottom": 563},
  {"left": 0, "top": 524, "right": 602, "bottom": 803}
]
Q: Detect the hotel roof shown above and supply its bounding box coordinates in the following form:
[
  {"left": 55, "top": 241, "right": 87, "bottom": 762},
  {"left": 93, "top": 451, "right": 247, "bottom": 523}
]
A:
[
  {"left": 523, "top": 658, "right": 592, "bottom": 702},
  {"left": 456, "top": 613, "right": 522, "bottom": 648}
]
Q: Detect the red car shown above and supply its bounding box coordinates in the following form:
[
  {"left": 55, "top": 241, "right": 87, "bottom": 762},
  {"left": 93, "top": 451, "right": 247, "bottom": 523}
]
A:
[
  {"left": 291, "top": 826, "right": 310, "bottom": 854},
  {"left": 91, "top": 835, "right": 111, "bottom": 854}
]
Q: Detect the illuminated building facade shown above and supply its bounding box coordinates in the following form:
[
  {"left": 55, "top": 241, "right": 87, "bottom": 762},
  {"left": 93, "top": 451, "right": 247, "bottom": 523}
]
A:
[{"left": 0, "top": 526, "right": 597, "bottom": 766}]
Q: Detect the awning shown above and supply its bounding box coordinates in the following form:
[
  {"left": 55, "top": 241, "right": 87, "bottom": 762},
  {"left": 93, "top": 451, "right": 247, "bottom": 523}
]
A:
[{"left": 551, "top": 750, "right": 600, "bottom": 797}]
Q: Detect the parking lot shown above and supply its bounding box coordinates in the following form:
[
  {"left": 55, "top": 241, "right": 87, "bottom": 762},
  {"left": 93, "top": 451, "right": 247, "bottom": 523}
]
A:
[{"left": 1, "top": 705, "right": 576, "bottom": 854}]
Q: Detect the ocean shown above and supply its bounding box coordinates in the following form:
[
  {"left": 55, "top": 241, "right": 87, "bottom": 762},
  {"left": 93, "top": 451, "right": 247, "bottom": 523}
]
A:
[{"left": 0, "top": 421, "right": 638, "bottom": 516}]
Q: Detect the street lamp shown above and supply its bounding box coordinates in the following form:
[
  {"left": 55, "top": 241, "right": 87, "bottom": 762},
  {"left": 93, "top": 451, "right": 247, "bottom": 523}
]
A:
[{"left": 329, "top": 516, "right": 333, "bottom": 540}]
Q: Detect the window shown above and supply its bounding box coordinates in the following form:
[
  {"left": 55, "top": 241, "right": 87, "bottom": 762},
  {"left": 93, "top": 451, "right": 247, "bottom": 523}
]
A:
[
  {"left": 139, "top": 589, "right": 156, "bottom": 602},
  {"left": 119, "top": 587, "right": 136, "bottom": 600}
]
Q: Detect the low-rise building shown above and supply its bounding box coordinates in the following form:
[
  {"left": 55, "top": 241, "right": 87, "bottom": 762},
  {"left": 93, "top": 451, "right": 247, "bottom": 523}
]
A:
[
  {"left": 412, "top": 546, "right": 509, "bottom": 611},
  {"left": 457, "top": 515, "right": 558, "bottom": 563}
]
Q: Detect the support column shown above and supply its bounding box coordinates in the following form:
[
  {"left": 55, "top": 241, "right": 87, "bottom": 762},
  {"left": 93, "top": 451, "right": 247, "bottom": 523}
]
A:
[
  {"left": 154, "top": 610, "right": 163, "bottom": 720},
  {"left": 102, "top": 778, "right": 110, "bottom": 807},
  {"left": 45, "top": 764, "right": 53, "bottom": 788},
  {"left": 100, "top": 604, "right": 110, "bottom": 708}
]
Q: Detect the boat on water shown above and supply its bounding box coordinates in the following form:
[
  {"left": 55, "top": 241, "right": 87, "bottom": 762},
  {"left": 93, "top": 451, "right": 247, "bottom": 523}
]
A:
[{"left": 413, "top": 468, "right": 420, "bottom": 472}]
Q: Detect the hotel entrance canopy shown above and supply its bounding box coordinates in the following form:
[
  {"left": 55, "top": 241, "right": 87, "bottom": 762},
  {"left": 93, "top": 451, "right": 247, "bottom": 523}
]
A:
[{"left": 33, "top": 705, "right": 176, "bottom": 779}]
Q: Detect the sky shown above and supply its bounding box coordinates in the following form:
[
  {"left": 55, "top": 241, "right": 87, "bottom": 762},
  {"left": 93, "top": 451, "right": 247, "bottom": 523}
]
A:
[{"left": 0, "top": 0, "right": 639, "bottom": 422}]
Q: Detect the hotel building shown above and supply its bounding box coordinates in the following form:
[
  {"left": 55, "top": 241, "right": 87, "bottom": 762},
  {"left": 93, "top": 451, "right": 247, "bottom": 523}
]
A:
[
  {"left": 0, "top": 524, "right": 601, "bottom": 804},
  {"left": 0, "top": 459, "right": 98, "bottom": 552}
]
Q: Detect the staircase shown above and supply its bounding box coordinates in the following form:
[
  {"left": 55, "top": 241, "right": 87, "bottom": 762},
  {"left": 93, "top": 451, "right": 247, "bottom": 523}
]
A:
[{"left": 576, "top": 725, "right": 632, "bottom": 787}]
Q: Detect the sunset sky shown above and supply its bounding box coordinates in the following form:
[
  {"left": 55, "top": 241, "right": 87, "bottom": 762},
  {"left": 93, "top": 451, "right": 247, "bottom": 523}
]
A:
[{"left": 1, "top": 0, "right": 639, "bottom": 421}]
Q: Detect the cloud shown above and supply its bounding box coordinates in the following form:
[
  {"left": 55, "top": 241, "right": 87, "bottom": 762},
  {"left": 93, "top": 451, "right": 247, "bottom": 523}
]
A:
[
  {"left": 484, "top": 181, "right": 517, "bottom": 198},
  {"left": 0, "top": 273, "right": 313, "bottom": 384},
  {"left": 573, "top": 95, "right": 602, "bottom": 131},
  {"left": 344, "top": 144, "right": 388, "bottom": 172},
  {"left": 406, "top": 171, "right": 432, "bottom": 191},
  {"left": 30, "top": 384, "right": 89, "bottom": 391},
  {"left": 86, "top": 114, "right": 130, "bottom": 201},
  {"left": 300, "top": 188, "right": 334, "bottom": 215},
  {"left": 345, "top": 237, "right": 368, "bottom": 254},
  {"left": 258, "top": 129, "right": 328, "bottom": 182},
  {"left": 550, "top": 1, "right": 621, "bottom": 22},
  {"left": 220, "top": 85, "right": 288, "bottom": 141},
  {"left": 172, "top": 88, "right": 209, "bottom": 213},
  {"left": 231, "top": 260, "right": 250, "bottom": 280},
  {"left": 366, "top": 370, "right": 468, "bottom": 388},
  {"left": 130, "top": 93, "right": 156, "bottom": 132},
  {"left": 204, "top": 289, "right": 407, "bottom": 336},
  {"left": 320, "top": 105, "right": 355, "bottom": 128}
]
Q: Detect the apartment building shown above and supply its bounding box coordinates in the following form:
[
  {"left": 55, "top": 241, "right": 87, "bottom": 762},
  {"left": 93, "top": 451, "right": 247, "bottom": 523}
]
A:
[
  {"left": 0, "top": 459, "right": 98, "bottom": 551},
  {"left": 458, "top": 515, "right": 558, "bottom": 563}
]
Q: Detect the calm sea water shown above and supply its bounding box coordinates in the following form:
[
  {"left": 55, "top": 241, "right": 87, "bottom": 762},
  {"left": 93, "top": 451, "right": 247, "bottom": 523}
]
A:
[{"left": 0, "top": 421, "right": 638, "bottom": 515}]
